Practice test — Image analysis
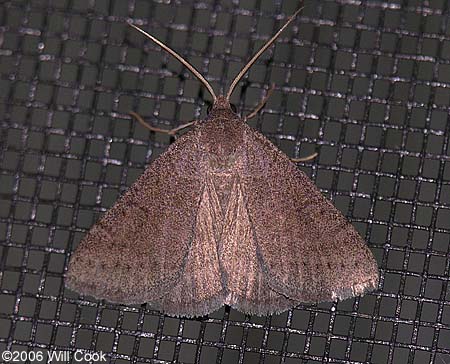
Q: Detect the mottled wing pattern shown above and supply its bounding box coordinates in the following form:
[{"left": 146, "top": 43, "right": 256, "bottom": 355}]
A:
[
  {"left": 66, "top": 130, "right": 209, "bottom": 304},
  {"left": 242, "top": 126, "right": 379, "bottom": 303}
]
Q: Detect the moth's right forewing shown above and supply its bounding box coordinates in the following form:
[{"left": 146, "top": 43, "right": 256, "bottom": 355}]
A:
[
  {"left": 242, "top": 127, "right": 379, "bottom": 303},
  {"left": 66, "top": 131, "right": 205, "bottom": 304}
]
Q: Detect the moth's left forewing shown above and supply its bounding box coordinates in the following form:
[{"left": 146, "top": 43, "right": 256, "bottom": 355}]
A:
[
  {"left": 66, "top": 130, "right": 209, "bottom": 304},
  {"left": 241, "top": 126, "right": 379, "bottom": 303}
]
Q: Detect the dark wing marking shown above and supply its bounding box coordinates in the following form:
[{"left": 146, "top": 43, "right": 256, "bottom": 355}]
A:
[
  {"left": 66, "top": 130, "right": 206, "bottom": 304},
  {"left": 242, "top": 126, "right": 379, "bottom": 303}
]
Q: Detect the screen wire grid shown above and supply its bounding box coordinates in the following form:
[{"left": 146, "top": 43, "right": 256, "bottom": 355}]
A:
[{"left": 0, "top": 0, "right": 449, "bottom": 363}]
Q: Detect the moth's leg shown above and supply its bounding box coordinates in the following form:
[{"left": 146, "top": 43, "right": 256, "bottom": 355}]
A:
[
  {"left": 130, "top": 111, "right": 196, "bottom": 136},
  {"left": 244, "top": 84, "right": 275, "bottom": 121},
  {"left": 291, "top": 152, "right": 318, "bottom": 162}
]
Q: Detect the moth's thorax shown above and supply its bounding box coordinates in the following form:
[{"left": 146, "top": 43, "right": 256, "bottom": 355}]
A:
[
  {"left": 208, "top": 152, "right": 238, "bottom": 174},
  {"left": 201, "top": 128, "right": 243, "bottom": 172},
  {"left": 199, "top": 98, "right": 245, "bottom": 174}
]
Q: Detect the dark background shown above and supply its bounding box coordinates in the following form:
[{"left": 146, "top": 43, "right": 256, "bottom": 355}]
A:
[{"left": 0, "top": 0, "right": 450, "bottom": 363}]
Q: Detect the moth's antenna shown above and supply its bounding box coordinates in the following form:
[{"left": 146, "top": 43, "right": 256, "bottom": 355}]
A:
[
  {"left": 226, "top": 6, "right": 303, "bottom": 100},
  {"left": 129, "top": 23, "right": 217, "bottom": 101}
]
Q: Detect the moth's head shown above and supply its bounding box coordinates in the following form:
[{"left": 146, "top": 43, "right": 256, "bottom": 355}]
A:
[{"left": 207, "top": 95, "right": 238, "bottom": 119}]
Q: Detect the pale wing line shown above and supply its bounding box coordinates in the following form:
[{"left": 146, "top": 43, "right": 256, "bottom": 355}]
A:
[
  {"left": 160, "top": 181, "right": 208, "bottom": 292},
  {"left": 132, "top": 135, "right": 208, "bottom": 299},
  {"left": 150, "top": 132, "right": 210, "bottom": 299}
]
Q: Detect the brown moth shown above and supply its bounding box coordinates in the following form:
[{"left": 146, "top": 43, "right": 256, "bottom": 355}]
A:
[{"left": 66, "top": 8, "right": 379, "bottom": 317}]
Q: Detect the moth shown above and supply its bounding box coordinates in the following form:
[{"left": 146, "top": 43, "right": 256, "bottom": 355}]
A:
[{"left": 66, "top": 8, "right": 379, "bottom": 317}]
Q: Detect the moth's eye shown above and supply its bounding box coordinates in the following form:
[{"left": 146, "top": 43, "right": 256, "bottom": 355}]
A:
[{"left": 230, "top": 103, "right": 238, "bottom": 113}]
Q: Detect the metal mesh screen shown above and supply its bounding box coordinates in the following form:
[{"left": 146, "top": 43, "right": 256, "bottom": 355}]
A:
[{"left": 0, "top": 0, "right": 449, "bottom": 363}]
